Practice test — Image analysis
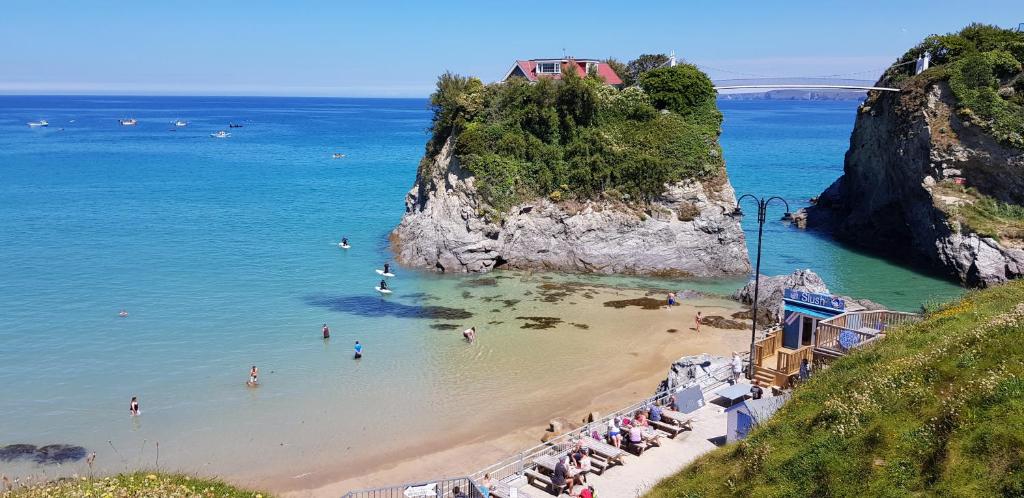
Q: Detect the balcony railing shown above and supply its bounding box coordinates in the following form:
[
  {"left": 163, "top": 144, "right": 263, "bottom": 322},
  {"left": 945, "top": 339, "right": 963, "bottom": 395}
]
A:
[{"left": 815, "top": 310, "right": 920, "bottom": 354}]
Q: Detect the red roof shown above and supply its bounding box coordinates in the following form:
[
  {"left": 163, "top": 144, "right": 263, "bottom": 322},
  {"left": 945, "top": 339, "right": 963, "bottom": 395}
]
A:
[{"left": 505, "top": 59, "right": 623, "bottom": 86}]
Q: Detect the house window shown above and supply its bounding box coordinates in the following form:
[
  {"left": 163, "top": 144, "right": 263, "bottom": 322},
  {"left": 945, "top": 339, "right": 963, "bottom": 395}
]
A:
[{"left": 536, "top": 62, "right": 561, "bottom": 75}]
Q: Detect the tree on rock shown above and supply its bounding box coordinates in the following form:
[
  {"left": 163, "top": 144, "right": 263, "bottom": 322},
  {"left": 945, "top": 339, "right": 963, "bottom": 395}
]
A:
[{"left": 639, "top": 64, "right": 720, "bottom": 124}]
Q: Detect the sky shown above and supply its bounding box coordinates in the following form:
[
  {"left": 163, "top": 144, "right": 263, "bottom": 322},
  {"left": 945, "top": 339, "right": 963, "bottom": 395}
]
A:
[{"left": 0, "top": 1, "right": 1020, "bottom": 97}]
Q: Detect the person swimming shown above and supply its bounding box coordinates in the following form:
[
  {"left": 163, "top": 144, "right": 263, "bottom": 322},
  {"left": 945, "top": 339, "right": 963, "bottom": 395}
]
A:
[
  {"left": 322, "top": 323, "right": 330, "bottom": 339},
  {"left": 248, "top": 365, "right": 259, "bottom": 386},
  {"left": 383, "top": 262, "right": 391, "bottom": 274},
  {"left": 119, "top": 309, "right": 129, "bottom": 318},
  {"left": 129, "top": 396, "right": 140, "bottom": 416},
  {"left": 353, "top": 341, "right": 363, "bottom": 359},
  {"left": 379, "top": 279, "right": 388, "bottom": 290},
  {"left": 463, "top": 326, "right": 476, "bottom": 342}
]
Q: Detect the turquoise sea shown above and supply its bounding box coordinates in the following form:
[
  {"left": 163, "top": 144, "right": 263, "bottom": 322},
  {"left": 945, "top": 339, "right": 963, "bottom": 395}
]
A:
[{"left": 0, "top": 96, "right": 963, "bottom": 489}]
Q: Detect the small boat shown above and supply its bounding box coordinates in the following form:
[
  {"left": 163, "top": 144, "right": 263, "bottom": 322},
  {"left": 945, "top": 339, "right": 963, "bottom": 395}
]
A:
[
  {"left": 119, "top": 118, "right": 138, "bottom": 126},
  {"left": 228, "top": 123, "right": 244, "bottom": 128},
  {"left": 375, "top": 269, "right": 396, "bottom": 277},
  {"left": 210, "top": 130, "right": 231, "bottom": 138},
  {"left": 333, "top": 153, "right": 345, "bottom": 159},
  {"left": 174, "top": 120, "right": 188, "bottom": 127},
  {"left": 27, "top": 120, "right": 48, "bottom": 127},
  {"left": 375, "top": 286, "right": 392, "bottom": 294}
]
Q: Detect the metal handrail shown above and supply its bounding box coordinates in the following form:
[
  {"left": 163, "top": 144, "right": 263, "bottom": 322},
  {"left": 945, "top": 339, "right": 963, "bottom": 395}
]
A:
[{"left": 341, "top": 476, "right": 484, "bottom": 498}]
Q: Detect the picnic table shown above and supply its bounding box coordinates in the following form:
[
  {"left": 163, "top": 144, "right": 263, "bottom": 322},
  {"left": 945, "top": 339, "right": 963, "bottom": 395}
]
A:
[
  {"left": 659, "top": 408, "right": 694, "bottom": 428},
  {"left": 532, "top": 453, "right": 562, "bottom": 473},
  {"left": 581, "top": 436, "right": 626, "bottom": 464},
  {"left": 714, "top": 383, "right": 752, "bottom": 407},
  {"left": 489, "top": 481, "right": 533, "bottom": 498}
]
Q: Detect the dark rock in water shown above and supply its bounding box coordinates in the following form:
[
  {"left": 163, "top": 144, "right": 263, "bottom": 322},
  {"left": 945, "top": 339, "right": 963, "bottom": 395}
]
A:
[
  {"left": 667, "top": 328, "right": 679, "bottom": 333},
  {"left": 502, "top": 299, "right": 520, "bottom": 308},
  {"left": 0, "top": 444, "right": 37, "bottom": 462},
  {"left": 460, "top": 278, "right": 498, "bottom": 287},
  {"left": 304, "top": 295, "right": 473, "bottom": 320},
  {"left": 701, "top": 315, "right": 748, "bottom": 330},
  {"left": 461, "top": 290, "right": 473, "bottom": 299},
  {"left": 34, "top": 444, "right": 87, "bottom": 464},
  {"left": 487, "top": 320, "right": 504, "bottom": 325},
  {"left": 603, "top": 297, "right": 664, "bottom": 310},
  {"left": 571, "top": 323, "right": 589, "bottom": 329},
  {"left": 491, "top": 308, "right": 501, "bottom": 313},
  {"left": 517, "top": 316, "right": 563, "bottom": 329},
  {"left": 429, "top": 323, "right": 461, "bottom": 330}
]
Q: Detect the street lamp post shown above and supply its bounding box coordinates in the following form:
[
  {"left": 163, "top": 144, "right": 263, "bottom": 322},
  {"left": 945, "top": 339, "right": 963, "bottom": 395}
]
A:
[{"left": 735, "top": 194, "right": 791, "bottom": 380}]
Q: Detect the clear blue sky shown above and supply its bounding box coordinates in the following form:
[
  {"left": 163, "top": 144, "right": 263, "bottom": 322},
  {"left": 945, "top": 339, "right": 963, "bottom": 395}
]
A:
[{"left": 0, "top": 1, "right": 1019, "bottom": 97}]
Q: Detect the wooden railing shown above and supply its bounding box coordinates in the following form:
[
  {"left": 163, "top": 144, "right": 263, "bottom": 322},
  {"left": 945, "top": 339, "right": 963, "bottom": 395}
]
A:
[
  {"left": 753, "top": 331, "right": 782, "bottom": 366},
  {"left": 815, "top": 310, "right": 921, "bottom": 354},
  {"left": 777, "top": 345, "right": 813, "bottom": 375}
]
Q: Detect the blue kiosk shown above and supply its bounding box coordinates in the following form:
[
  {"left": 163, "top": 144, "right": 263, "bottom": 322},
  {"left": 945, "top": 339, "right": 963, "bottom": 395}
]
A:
[{"left": 781, "top": 289, "right": 847, "bottom": 350}]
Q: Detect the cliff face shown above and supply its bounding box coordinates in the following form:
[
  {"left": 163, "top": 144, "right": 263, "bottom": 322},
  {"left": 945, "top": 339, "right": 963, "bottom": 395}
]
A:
[
  {"left": 808, "top": 81, "right": 1024, "bottom": 286},
  {"left": 390, "top": 137, "right": 751, "bottom": 275}
]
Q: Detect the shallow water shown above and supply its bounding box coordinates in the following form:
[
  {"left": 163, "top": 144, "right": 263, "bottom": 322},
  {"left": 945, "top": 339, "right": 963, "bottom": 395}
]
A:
[{"left": 0, "top": 96, "right": 963, "bottom": 487}]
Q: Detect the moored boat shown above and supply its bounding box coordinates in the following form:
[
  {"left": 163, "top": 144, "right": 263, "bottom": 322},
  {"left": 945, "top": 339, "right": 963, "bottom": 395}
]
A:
[
  {"left": 27, "top": 120, "right": 49, "bottom": 127},
  {"left": 119, "top": 118, "right": 138, "bottom": 126}
]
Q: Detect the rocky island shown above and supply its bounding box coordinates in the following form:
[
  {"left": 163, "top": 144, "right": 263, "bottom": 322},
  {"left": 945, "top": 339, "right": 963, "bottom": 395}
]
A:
[
  {"left": 391, "top": 59, "right": 750, "bottom": 275},
  {"left": 807, "top": 24, "right": 1024, "bottom": 286}
]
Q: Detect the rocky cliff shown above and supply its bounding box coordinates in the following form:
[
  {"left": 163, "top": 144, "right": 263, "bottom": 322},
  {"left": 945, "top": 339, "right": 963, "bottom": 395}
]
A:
[
  {"left": 390, "top": 137, "right": 751, "bottom": 275},
  {"left": 807, "top": 80, "right": 1024, "bottom": 287}
]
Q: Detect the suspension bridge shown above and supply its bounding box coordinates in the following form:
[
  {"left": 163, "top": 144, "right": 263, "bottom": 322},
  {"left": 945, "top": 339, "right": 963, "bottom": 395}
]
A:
[{"left": 682, "top": 57, "right": 923, "bottom": 93}]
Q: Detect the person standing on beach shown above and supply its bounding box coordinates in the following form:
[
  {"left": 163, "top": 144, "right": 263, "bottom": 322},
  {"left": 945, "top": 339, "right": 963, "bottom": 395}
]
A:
[
  {"left": 248, "top": 365, "right": 259, "bottom": 386},
  {"left": 731, "top": 353, "right": 743, "bottom": 383},
  {"left": 667, "top": 292, "right": 676, "bottom": 307},
  {"left": 695, "top": 311, "right": 702, "bottom": 333},
  {"left": 322, "top": 323, "right": 330, "bottom": 339},
  {"left": 354, "top": 341, "right": 363, "bottom": 359},
  {"left": 129, "top": 396, "right": 139, "bottom": 416}
]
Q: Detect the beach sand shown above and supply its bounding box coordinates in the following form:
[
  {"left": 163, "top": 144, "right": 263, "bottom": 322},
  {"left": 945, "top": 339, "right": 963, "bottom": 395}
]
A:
[{"left": 277, "top": 280, "right": 750, "bottom": 497}]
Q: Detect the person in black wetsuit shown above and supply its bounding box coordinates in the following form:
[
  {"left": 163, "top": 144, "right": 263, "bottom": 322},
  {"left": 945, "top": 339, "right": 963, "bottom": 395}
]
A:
[
  {"left": 383, "top": 263, "right": 391, "bottom": 274},
  {"left": 379, "top": 279, "right": 388, "bottom": 290},
  {"left": 341, "top": 237, "right": 348, "bottom": 246}
]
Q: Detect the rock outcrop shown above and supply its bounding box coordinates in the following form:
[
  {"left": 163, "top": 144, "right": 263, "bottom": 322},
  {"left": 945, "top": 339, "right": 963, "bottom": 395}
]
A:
[
  {"left": 807, "top": 81, "right": 1024, "bottom": 287},
  {"left": 732, "top": 269, "right": 888, "bottom": 324},
  {"left": 390, "top": 137, "right": 751, "bottom": 276}
]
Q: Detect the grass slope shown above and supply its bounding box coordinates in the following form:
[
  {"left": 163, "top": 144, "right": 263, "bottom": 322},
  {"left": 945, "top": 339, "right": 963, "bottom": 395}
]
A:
[
  {"left": 1, "top": 472, "right": 270, "bottom": 498},
  {"left": 646, "top": 280, "right": 1024, "bottom": 497}
]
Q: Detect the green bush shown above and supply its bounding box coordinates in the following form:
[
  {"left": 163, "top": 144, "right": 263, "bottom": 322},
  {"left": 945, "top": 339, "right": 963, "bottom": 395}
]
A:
[
  {"left": 639, "top": 64, "right": 721, "bottom": 124},
  {"left": 426, "top": 58, "right": 724, "bottom": 213}
]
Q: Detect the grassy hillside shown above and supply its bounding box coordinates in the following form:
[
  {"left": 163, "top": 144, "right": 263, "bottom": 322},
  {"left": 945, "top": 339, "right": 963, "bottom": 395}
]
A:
[
  {"left": 424, "top": 59, "right": 724, "bottom": 216},
  {"left": 646, "top": 280, "right": 1024, "bottom": 497},
  {"left": 1, "top": 472, "right": 270, "bottom": 498}
]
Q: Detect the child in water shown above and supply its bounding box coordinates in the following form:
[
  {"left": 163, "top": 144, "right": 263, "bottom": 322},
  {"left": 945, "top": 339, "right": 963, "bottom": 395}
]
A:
[
  {"left": 129, "top": 396, "right": 140, "bottom": 416},
  {"left": 248, "top": 365, "right": 259, "bottom": 386},
  {"left": 354, "top": 341, "right": 363, "bottom": 359}
]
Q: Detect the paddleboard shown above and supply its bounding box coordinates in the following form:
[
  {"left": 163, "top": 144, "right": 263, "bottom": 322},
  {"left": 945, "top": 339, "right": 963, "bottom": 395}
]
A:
[
  {"left": 375, "top": 286, "right": 392, "bottom": 294},
  {"left": 338, "top": 243, "right": 350, "bottom": 249},
  {"left": 375, "top": 270, "right": 396, "bottom": 277}
]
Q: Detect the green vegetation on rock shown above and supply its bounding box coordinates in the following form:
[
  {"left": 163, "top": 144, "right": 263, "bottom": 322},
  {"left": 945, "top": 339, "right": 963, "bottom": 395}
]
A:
[
  {"left": 646, "top": 280, "right": 1024, "bottom": 497},
  {"left": 425, "top": 58, "right": 723, "bottom": 214},
  {"left": 2, "top": 472, "right": 270, "bottom": 498},
  {"left": 887, "top": 23, "right": 1024, "bottom": 148}
]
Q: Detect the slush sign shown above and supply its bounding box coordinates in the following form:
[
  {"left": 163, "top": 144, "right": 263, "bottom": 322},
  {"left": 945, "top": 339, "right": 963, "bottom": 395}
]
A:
[{"left": 783, "top": 288, "right": 845, "bottom": 311}]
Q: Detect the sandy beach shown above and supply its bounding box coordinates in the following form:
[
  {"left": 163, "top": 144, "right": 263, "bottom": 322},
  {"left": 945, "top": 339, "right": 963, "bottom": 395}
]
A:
[{"left": 276, "top": 278, "right": 751, "bottom": 497}]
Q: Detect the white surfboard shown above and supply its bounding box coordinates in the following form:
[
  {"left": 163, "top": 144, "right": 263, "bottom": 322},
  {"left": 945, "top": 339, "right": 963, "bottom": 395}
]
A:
[
  {"left": 338, "top": 243, "right": 350, "bottom": 249},
  {"left": 375, "top": 269, "right": 396, "bottom": 277},
  {"left": 375, "top": 286, "right": 392, "bottom": 294}
]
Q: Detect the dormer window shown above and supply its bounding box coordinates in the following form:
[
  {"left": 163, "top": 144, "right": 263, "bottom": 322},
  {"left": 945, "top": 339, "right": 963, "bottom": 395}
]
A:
[{"left": 537, "top": 62, "right": 561, "bottom": 75}]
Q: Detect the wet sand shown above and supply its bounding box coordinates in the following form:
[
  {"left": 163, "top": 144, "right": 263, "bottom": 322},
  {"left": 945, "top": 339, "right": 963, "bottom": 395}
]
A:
[{"left": 278, "top": 281, "right": 750, "bottom": 497}]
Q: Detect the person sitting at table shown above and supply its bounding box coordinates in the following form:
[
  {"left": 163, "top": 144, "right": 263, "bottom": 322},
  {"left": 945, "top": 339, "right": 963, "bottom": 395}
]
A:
[
  {"left": 577, "top": 449, "right": 593, "bottom": 483},
  {"left": 628, "top": 424, "right": 644, "bottom": 446},
  {"left": 649, "top": 403, "right": 663, "bottom": 423},
  {"left": 636, "top": 411, "right": 649, "bottom": 427},
  {"left": 552, "top": 456, "right": 569, "bottom": 495},
  {"left": 478, "top": 473, "right": 493, "bottom": 497},
  {"left": 566, "top": 455, "right": 580, "bottom": 489},
  {"left": 570, "top": 440, "right": 584, "bottom": 465},
  {"left": 607, "top": 417, "right": 623, "bottom": 449}
]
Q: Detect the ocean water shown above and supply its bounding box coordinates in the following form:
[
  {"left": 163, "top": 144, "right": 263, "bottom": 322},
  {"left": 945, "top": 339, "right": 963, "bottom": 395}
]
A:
[{"left": 0, "top": 96, "right": 962, "bottom": 488}]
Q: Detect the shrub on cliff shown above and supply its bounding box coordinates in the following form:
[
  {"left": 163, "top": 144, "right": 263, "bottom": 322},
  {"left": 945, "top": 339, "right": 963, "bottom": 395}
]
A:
[
  {"left": 4, "top": 472, "right": 269, "bottom": 497},
  {"left": 427, "top": 59, "right": 723, "bottom": 213},
  {"left": 887, "top": 23, "right": 1024, "bottom": 148}
]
